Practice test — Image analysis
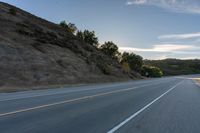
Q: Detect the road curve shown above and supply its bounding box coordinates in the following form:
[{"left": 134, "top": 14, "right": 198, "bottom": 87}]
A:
[{"left": 0, "top": 75, "right": 200, "bottom": 133}]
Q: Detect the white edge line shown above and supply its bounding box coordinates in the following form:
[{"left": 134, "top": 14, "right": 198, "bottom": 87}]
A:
[{"left": 107, "top": 80, "right": 184, "bottom": 133}]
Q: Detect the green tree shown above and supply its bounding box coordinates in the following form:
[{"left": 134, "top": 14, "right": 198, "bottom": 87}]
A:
[
  {"left": 59, "top": 21, "right": 68, "bottom": 29},
  {"left": 76, "top": 30, "right": 84, "bottom": 40},
  {"left": 100, "top": 41, "right": 119, "bottom": 57},
  {"left": 76, "top": 30, "right": 98, "bottom": 47},
  {"left": 67, "top": 23, "right": 77, "bottom": 34},
  {"left": 59, "top": 21, "right": 77, "bottom": 34},
  {"left": 121, "top": 52, "right": 143, "bottom": 72}
]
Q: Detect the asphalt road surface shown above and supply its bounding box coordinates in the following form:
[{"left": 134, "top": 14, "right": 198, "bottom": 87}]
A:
[{"left": 0, "top": 75, "right": 200, "bottom": 133}]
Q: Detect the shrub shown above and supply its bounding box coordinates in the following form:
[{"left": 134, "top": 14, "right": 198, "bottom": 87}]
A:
[
  {"left": 121, "top": 62, "right": 131, "bottom": 74},
  {"left": 141, "top": 65, "right": 163, "bottom": 77},
  {"left": 89, "top": 54, "right": 112, "bottom": 75},
  {"left": 99, "top": 64, "right": 111, "bottom": 75},
  {"left": 9, "top": 8, "right": 17, "bottom": 15}
]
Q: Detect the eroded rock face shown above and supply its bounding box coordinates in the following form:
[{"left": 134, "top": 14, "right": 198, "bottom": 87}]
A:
[{"left": 0, "top": 2, "right": 138, "bottom": 90}]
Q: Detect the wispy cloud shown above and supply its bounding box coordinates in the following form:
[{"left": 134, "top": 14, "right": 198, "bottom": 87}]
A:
[
  {"left": 119, "top": 44, "right": 200, "bottom": 59},
  {"left": 126, "top": 0, "right": 200, "bottom": 14},
  {"left": 159, "top": 32, "right": 200, "bottom": 40},
  {"left": 119, "top": 44, "right": 196, "bottom": 52},
  {"left": 127, "top": 0, "right": 147, "bottom": 5}
]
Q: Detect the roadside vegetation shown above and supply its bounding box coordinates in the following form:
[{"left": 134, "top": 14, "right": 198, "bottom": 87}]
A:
[
  {"left": 191, "top": 78, "right": 200, "bottom": 86},
  {"left": 53, "top": 19, "right": 200, "bottom": 78},
  {"left": 59, "top": 20, "right": 164, "bottom": 78},
  {"left": 144, "top": 59, "right": 200, "bottom": 76},
  {"left": 194, "top": 78, "right": 200, "bottom": 84},
  {"left": 59, "top": 21, "right": 77, "bottom": 34},
  {"left": 141, "top": 65, "right": 163, "bottom": 77},
  {"left": 76, "top": 30, "right": 99, "bottom": 47},
  {"left": 9, "top": 8, "right": 17, "bottom": 15}
]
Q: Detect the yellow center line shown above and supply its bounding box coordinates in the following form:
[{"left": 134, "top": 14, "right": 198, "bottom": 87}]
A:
[{"left": 0, "top": 81, "right": 170, "bottom": 117}]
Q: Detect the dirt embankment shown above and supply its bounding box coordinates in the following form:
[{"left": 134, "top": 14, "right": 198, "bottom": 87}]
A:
[{"left": 0, "top": 2, "right": 141, "bottom": 92}]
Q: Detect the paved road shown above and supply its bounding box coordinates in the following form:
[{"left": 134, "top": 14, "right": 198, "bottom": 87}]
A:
[{"left": 0, "top": 75, "right": 200, "bottom": 133}]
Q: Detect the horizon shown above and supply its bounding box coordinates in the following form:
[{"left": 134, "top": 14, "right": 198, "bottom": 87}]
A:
[{"left": 2, "top": 0, "right": 200, "bottom": 60}]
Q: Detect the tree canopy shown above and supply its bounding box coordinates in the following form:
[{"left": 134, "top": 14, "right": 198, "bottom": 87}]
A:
[
  {"left": 58, "top": 20, "right": 165, "bottom": 78},
  {"left": 76, "top": 30, "right": 98, "bottom": 47},
  {"left": 100, "top": 41, "right": 119, "bottom": 57},
  {"left": 121, "top": 52, "right": 143, "bottom": 72},
  {"left": 59, "top": 21, "right": 77, "bottom": 34}
]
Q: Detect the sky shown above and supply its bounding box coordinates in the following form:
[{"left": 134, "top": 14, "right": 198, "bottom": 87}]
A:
[{"left": 1, "top": 0, "right": 200, "bottom": 59}]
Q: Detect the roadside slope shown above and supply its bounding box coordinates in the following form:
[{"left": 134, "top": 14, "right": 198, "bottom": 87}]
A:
[{"left": 0, "top": 2, "right": 141, "bottom": 92}]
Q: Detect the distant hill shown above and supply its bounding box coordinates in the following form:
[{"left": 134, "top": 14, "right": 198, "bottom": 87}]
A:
[
  {"left": 144, "top": 59, "right": 200, "bottom": 76},
  {"left": 0, "top": 2, "right": 141, "bottom": 91}
]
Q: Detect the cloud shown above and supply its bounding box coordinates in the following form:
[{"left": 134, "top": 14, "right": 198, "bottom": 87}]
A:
[
  {"left": 119, "top": 44, "right": 196, "bottom": 52},
  {"left": 126, "top": 0, "right": 200, "bottom": 14},
  {"left": 119, "top": 44, "right": 200, "bottom": 59},
  {"left": 126, "top": 0, "right": 147, "bottom": 5},
  {"left": 159, "top": 32, "right": 200, "bottom": 40}
]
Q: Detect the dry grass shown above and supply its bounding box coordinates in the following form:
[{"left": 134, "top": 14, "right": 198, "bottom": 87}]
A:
[
  {"left": 0, "top": 2, "right": 137, "bottom": 93},
  {"left": 192, "top": 78, "right": 200, "bottom": 84}
]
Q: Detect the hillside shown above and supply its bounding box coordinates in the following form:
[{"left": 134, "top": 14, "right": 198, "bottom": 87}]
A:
[
  {"left": 144, "top": 59, "right": 200, "bottom": 76},
  {"left": 0, "top": 2, "right": 142, "bottom": 92}
]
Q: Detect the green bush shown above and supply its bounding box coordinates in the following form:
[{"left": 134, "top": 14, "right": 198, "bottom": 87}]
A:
[
  {"left": 9, "top": 8, "right": 17, "bottom": 15},
  {"left": 141, "top": 65, "right": 163, "bottom": 77}
]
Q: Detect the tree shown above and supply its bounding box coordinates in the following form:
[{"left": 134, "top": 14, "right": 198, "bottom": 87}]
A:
[
  {"left": 121, "top": 52, "right": 143, "bottom": 72},
  {"left": 100, "top": 41, "right": 119, "bottom": 57},
  {"left": 59, "top": 21, "right": 68, "bottom": 29},
  {"left": 67, "top": 23, "right": 77, "bottom": 34},
  {"left": 141, "top": 65, "right": 163, "bottom": 77},
  {"left": 59, "top": 21, "right": 77, "bottom": 34},
  {"left": 76, "top": 30, "right": 84, "bottom": 40},
  {"left": 83, "top": 30, "right": 98, "bottom": 47},
  {"left": 76, "top": 30, "right": 99, "bottom": 47}
]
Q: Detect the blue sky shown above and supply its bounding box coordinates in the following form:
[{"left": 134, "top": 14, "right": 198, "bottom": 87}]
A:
[{"left": 2, "top": 0, "right": 200, "bottom": 59}]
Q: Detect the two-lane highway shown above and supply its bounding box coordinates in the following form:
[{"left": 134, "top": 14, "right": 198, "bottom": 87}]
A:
[{"left": 0, "top": 76, "right": 200, "bottom": 133}]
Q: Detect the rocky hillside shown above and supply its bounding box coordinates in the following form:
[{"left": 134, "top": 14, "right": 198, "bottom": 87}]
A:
[{"left": 0, "top": 2, "right": 141, "bottom": 91}]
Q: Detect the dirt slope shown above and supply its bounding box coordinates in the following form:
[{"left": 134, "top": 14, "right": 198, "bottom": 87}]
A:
[{"left": 0, "top": 2, "right": 141, "bottom": 91}]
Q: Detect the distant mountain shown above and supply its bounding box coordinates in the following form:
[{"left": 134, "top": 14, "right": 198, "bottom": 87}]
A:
[
  {"left": 0, "top": 2, "right": 141, "bottom": 92},
  {"left": 144, "top": 59, "right": 200, "bottom": 76}
]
